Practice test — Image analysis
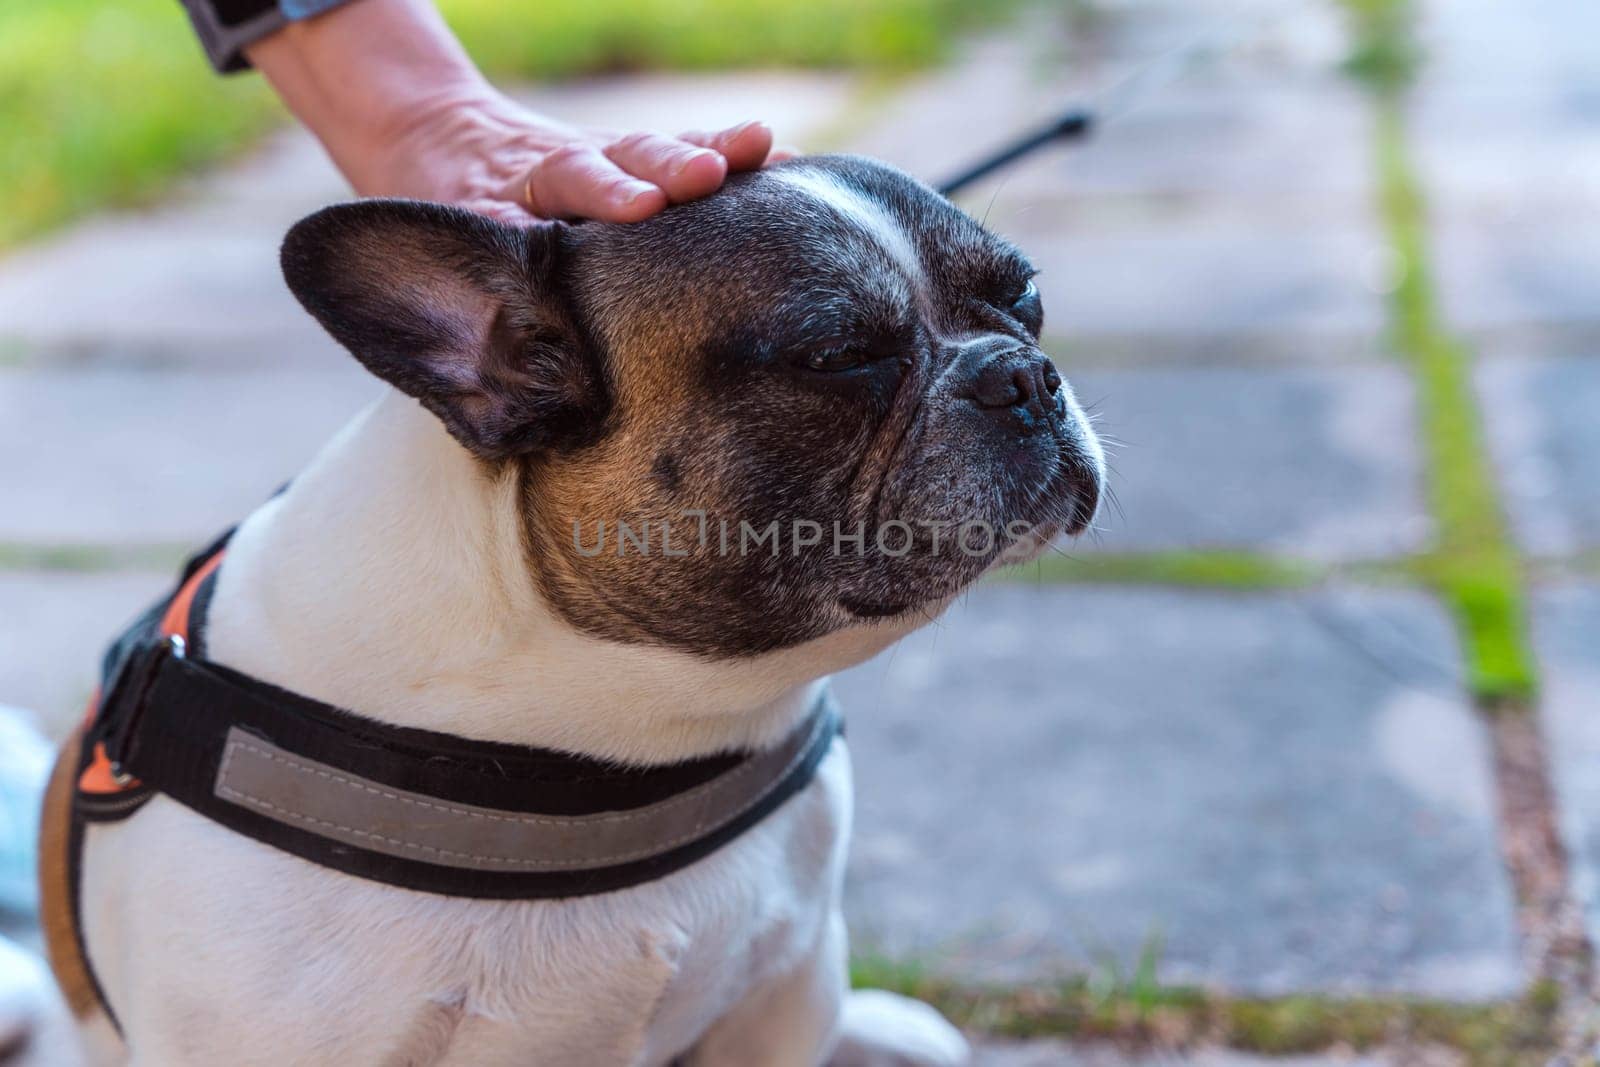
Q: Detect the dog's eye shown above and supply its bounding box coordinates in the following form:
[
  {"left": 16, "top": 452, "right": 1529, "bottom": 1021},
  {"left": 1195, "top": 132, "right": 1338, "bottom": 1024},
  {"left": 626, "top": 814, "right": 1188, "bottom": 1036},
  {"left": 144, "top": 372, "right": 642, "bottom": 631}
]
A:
[
  {"left": 803, "top": 346, "right": 870, "bottom": 373},
  {"left": 1008, "top": 277, "right": 1043, "bottom": 334}
]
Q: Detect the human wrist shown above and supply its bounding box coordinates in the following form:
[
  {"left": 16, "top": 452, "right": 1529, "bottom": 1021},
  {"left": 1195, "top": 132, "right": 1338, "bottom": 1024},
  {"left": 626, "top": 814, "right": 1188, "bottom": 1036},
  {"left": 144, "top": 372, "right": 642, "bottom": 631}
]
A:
[{"left": 246, "top": 0, "right": 495, "bottom": 193}]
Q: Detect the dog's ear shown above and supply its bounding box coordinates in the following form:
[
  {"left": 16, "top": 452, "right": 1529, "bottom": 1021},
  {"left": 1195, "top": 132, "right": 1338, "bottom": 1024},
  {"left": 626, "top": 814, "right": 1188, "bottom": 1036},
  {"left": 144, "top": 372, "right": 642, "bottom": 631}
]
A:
[{"left": 281, "top": 200, "right": 607, "bottom": 460}]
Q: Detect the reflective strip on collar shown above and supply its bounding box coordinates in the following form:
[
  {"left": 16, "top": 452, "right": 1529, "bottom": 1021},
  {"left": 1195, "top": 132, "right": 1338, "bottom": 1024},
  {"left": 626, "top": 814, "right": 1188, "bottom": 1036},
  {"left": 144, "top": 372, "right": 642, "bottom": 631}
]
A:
[{"left": 212, "top": 701, "right": 840, "bottom": 874}]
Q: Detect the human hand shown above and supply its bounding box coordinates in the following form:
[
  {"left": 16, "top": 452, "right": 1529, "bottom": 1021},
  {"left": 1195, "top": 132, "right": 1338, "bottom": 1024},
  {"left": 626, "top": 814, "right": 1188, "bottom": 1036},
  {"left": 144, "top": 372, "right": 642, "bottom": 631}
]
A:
[
  {"left": 351, "top": 89, "right": 786, "bottom": 225},
  {"left": 248, "top": 0, "right": 793, "bottom": 226}
]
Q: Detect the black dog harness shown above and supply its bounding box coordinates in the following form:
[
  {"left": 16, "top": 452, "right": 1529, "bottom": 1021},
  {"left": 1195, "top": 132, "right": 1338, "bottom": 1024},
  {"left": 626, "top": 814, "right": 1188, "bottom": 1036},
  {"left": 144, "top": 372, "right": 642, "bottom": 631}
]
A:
[{"left": 64, "top": 531, "right": 841, "bottom": 1024}]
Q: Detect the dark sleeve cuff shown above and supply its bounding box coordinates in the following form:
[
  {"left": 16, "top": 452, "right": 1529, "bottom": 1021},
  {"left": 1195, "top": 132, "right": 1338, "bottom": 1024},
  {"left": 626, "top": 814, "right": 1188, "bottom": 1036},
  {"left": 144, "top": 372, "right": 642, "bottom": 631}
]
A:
[{"left": 178, "top": 0, "right": 288, "bottom": 73}]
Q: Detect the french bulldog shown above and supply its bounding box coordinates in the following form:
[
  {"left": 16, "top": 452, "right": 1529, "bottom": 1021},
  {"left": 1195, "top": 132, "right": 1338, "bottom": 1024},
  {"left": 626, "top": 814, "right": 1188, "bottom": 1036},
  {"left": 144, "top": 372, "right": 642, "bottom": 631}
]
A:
[{"left": 41, "top": 154, "right": 1102, "bottom": 1066}]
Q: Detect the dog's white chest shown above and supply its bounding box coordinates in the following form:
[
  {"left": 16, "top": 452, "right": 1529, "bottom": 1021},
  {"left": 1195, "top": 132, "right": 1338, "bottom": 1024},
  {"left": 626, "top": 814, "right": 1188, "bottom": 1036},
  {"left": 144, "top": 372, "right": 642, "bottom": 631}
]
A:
[{"left": 81, "top": 744, "right": 852, "bottom": 1066}]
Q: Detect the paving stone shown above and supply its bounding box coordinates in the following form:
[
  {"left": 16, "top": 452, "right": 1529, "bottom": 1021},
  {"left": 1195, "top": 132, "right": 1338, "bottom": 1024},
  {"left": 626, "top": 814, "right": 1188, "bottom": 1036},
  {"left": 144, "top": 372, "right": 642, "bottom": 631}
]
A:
[
  {"left": 834, "top": 584, "right": 1521, "bottom": 998},
  {"left": 1026, "top": 84, "right": 1374, "bottom": 208},
  {"left": 1015, "top": 225, "right": 1385, "bottom": 351},
  {"left": 1017, "top": 0, "right": 1369, "bottom": 210},
  {"left": 1422, "top": 204, "right": 1600, "bottom": 337},
  {"left": 0, "top": 72, "right": 850, "bottom": 367},
  {"left": 1411, "top": 0, "right": 1600, "bottom": 334},
  {"left": 1476, "top": 355, "right": 1600, "bottom": 557},
  {"left": 844, "top": 3, "right": 1386, "bottom": 352},
  {"left": 0, "top": 364, "right": 378, "bottom": 545},
  {"left": 0, "top": 219, "right": 347, "bottom": 367},
  {"left": 1065, "top": 364, "right": 1430, "bottom": 560},
  {"left": 0, "top": 129, "right": 344, "bottom": 367},
  {"left": 0, "top": 571, "right": 171, "bottom": 737},
  {"left": 1413, "top": 0, "right": 1600, "bottom": 96},
  {"left": 853, "top": 0, "right": 1359, "bottom": 187},
  {"left": 1531, "top": 584, "right": 1600, "bottom": 951},
  {"left": 974, "top": 1042, "right": 1384, "bottom": 1067}
]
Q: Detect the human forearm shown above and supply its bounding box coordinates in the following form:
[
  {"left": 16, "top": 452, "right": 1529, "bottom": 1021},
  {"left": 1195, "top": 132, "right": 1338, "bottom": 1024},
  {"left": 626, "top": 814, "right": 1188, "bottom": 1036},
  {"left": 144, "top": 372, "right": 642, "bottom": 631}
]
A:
[
  {"left": 244, "top": 0, "right": 777, "bottom": 222},
  {"left": 245, "top": 0, "right": 496, "bottom": 197}
]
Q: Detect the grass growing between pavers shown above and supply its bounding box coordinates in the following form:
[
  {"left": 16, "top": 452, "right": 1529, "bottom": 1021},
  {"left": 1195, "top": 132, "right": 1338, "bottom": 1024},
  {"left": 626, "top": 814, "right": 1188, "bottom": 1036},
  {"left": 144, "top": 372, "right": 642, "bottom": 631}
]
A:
[
  {"left": 1339, "top": 0, "right": 1420, "bottom": 94},
  {"left": 1373, "top": 109, "right": 1536, "bottom": 706},
  {"left": 853, "top": 956, "right": 1563, "bottom": 1067},
  {"left": 1339, "top": 0, "right": 1538, "bottom": 706},
  {"left": 991, "top": 550, "right": 1327, "bottom": 590},
  {"left": 0, "top": 542, "right": 189, "bottom": 573},
  {"left": 0, "top": 0, "right": 1013, "bottom": 253}
]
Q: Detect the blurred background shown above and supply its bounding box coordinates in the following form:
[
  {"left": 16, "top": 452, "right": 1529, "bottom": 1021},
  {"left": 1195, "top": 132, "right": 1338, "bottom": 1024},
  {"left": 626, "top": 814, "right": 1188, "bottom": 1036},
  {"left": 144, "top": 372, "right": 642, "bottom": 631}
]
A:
[{"left": 3, "top": 0, "right": 1599, "bottom": 1062}]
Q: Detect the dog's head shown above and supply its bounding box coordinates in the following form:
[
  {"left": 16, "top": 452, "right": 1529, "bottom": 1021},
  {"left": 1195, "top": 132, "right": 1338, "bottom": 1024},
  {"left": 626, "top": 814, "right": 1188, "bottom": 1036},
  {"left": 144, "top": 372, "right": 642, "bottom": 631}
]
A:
[{"left": 283, "top": 155, "right": 1103, "bottom": 659}]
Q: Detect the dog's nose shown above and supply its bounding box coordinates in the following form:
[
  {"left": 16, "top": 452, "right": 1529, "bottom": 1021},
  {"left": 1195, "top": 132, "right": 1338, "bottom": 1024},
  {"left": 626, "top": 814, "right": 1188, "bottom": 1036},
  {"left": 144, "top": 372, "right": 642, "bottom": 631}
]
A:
[{"left": 969, "top": 347, "right": 1063, "bottom": 417}]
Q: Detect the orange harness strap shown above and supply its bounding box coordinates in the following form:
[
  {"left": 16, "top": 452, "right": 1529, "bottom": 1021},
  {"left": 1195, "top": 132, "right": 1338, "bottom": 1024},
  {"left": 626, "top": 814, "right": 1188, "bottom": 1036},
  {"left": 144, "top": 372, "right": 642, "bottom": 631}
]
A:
[{"left": 77, "top": 550, "right": 224, "bottom": 796}]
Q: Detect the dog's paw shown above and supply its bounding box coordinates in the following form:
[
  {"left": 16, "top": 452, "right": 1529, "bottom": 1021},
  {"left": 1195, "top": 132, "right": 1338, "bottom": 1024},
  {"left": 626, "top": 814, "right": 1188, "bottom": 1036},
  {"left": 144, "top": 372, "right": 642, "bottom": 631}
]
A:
[{"left": 827, "top": 990, "right": 970, "bottom": 1067}]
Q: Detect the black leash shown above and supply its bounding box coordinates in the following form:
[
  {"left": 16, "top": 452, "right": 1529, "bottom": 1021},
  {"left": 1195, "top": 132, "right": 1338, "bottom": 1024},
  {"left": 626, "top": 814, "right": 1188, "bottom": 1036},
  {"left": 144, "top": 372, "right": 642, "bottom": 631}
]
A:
[
  {"left": 932, "top": 5, "right": 1262, "bottom": 198},
  {"left": 935, "top": 108, "right": 1095, "bottom": 198}
]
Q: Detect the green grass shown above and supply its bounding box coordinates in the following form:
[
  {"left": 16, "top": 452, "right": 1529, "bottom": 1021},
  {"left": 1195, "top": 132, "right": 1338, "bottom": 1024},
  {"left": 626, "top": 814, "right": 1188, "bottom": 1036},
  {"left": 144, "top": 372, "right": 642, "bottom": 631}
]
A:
[
  {"left": 1223, "top": 986, "right": 1561, "bottom": 1066},
  {"left": 0, "top": 541, "right": 189, "bottom": 573},
  {"left": 1339, "top": 0, "right": 1421, "bottom": 95},
  {"left": 0, "top": 0, "right": 279, "bottom": 249},
  {"left": 991, "top": 550, "right": 1326, "bottom": 590},
  {"left": 444, "top": 0, "right": 1005, "bottom": 78},
  {"left": 1341, "top": 0, "right": 1538, "bottom": 705},
  {"left": 853, "top": 954, "right": 1563, "bottom": 1067},
  {"left": 0, "top": 0, "right": 1012, "bottom": 253}
]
